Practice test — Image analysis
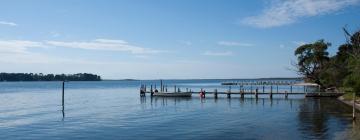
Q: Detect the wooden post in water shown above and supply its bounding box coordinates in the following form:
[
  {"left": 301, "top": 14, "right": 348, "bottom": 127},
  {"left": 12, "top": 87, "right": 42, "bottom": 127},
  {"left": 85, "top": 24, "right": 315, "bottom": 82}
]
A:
[
  {"left": 353, "top": 92, "right": 356, "bottom": 120},
  {"left": 150, "top": 85, "right": 153, "bottom": 94},
  {"left": 255, "top": 88, "right": 258, "bottom": 99},
  {"left": 160, "top": 80, "right": 163, "bottom": 92},
  {"left": 276, "top": 85, "right": 279, "bottom": 94},
  {"left": 241, "top": 89, "right": 244, "bottom": 98},
  {"left": 214, "top": 89, "right": 218, "bottom": 99},
  {"left": 290, "top": 85, "right": 293, "bottom": 93},
  {"left": 285, "top": 91, "right": 288, "bottom": 98},
  {"left": 263, "top": 85, "right": 265, "bottom": 93},
  {"left": 62, "top": 81, "right": 65, "bottom": 118},
  {"left": 151, "top": 85, "right": 154, "bottom": 96},
  {"left": 270, "top": 85, "right": 273, "bottom": 99},
  {"left": 227, "top": 86, "right": 231, "bottom": 98},
  {"left": 251, "top": 85, "right": 253, "bottom": 94}
]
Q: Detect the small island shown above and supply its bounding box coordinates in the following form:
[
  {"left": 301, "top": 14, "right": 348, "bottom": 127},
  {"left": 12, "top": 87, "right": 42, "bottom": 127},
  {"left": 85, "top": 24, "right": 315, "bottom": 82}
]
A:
[{"left": 0, "top": 73, "right": 101, "bottom": 81}]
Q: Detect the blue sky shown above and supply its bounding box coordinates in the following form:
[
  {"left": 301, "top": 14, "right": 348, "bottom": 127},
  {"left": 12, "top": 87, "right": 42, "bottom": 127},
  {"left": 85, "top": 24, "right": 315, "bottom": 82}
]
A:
[{"left": 0, "top": 0, "right": 359, "bottom": 79}]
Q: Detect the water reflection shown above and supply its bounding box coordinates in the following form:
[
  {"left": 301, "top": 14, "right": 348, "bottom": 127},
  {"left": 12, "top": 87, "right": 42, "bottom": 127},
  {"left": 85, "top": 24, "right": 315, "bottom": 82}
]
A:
[
  {"left": 138, "top": 95, "right": 360, "bottom": 139},
  {"left": 297, "top": 98, "right": 357, "bottom": 139}
]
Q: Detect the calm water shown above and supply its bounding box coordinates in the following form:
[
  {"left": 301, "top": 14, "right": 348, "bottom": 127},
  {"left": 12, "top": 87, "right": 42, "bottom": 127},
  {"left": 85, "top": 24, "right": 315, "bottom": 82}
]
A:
[{"left": 0, "top": 80, "right": 359, "bottom": 140}]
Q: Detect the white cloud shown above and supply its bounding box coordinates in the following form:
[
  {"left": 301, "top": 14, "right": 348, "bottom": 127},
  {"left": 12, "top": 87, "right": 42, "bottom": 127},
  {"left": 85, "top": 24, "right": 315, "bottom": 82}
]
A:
[
  {"left": 241, "top": 0, "right": 360, "bottom": 28},
  {"left": 0, "top": 40, "right": 46, "bottom": 54},
  {"left": 0, "top": 38, "right": 163, "bottom": 64},
  {"left": 217, "top": 41, "right": 254, "bottom": 47},
  {"left": 292, "top": 41, "right": 307, "bottom": 46},
  {"left": 203, "top": 51, "right": 233, "bottom": 56},
  {"left": 0, "top": 21, "right": 17, "bottom": 26},
  {"left": 46, "top": 39, "right": 161, "bottom": 54}
]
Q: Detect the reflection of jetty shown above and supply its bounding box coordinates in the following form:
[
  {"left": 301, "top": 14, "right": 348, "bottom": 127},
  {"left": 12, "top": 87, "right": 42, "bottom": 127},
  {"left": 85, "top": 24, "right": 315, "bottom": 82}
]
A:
[{"left": 139, "top": 81, "right": 344, "bottom": 98}]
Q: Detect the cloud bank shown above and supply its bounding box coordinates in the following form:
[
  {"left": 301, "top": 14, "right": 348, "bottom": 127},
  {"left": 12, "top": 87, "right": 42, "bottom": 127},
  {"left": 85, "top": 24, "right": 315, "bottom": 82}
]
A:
[
  {"left": 217, "top": 41, "right": 254, "bottom": 47},
  {"left": 241, "top": 0, "right": 360, "bottom": 28},
  {"left": 0, "top": 21, "right": 17, "bottom": 26}
]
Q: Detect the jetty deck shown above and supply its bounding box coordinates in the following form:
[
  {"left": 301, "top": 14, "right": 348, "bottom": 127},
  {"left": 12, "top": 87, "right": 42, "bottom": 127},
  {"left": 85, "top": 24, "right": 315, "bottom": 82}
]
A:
[{"left": 139, "top": 80, "right": 344, "bottom": 98}]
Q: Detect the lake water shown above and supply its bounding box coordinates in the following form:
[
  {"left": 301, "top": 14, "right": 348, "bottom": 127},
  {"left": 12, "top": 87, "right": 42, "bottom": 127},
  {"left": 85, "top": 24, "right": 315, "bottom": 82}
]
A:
[{"left": 0, "top": 80, "right": 359, "bottom": 140}]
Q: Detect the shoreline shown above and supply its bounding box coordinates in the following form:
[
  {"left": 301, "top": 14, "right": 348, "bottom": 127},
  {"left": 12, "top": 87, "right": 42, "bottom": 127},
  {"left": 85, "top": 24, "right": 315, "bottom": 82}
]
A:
[{"left": 337, "top": 96, "right": 360, "bottom": 111}]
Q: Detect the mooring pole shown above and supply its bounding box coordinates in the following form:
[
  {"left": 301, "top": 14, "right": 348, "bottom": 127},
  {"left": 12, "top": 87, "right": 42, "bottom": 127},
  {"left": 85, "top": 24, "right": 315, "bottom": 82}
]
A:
[
  {"left": 263, "top": 85, "right": 265, "bottom": 93},
  {"left": 160, "top": 80, "right": 163, "bottom": 92},
  {"left": 241, "top": 89, "right": 244, "bottom": 98},
  {"left": 214, "top": 89, "right": 218, "bottom": 99},
  {"left": 62, "top": 81, "right": 65, "bottom": 118},
  {"left": 270, "top": 85, "right": 273, "bottom": 99},
  {"left": 255, "top": 88, "right": 258, "bottom": 99},
  {"left": 353, "top": 92, "right": 356, "bottom": 120}
]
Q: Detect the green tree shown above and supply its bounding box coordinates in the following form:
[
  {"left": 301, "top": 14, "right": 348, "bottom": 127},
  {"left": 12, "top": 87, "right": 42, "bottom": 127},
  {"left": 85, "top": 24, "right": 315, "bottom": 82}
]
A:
[
  {"left": 294, "top": 40, "right": 330, "bottom": 89},
  {"left": 343, "top": 29, "right": 360, "bottom": 95}
]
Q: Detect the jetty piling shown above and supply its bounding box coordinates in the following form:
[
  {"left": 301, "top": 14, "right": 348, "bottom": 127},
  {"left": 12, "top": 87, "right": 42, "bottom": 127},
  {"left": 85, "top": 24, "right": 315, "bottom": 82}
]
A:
[
  {"left": 140, "top": 80, "right": 344, "bottom": 98},
  {"left": 227, "top": 86, "right": 231, "bottom": 98},
  {"left": 241, "top": 89, "right": 244, "bottom": 98},
  {"left": 62, "top": 81, "right": 65, "bottom": 118},
  {"left": 270, "top": 86, "right": 273, "bottom": 99},
  {"left": 255, "top": 88, "right": 258, "bottom": 99},
  {"left": 214, "top": 89, "right": 218, "bottom": 99},
  {"left": 353, "top": 92, "right": 356, "bottom": 120},
  {"left": 263, "top": 86, "right": 265, "bottom": 93}
]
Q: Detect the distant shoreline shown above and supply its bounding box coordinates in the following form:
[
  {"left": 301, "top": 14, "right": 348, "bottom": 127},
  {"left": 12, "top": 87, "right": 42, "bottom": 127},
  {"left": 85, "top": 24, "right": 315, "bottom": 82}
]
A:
[{"left": 102, "top": 77, "right": 302, "bottom": 81}]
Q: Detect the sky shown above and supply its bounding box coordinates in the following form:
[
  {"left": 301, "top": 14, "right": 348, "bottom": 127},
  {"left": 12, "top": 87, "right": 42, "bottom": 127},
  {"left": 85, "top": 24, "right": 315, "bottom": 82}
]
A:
[{"left": 0, "top": 0, "right": 359, "bottom": 79}]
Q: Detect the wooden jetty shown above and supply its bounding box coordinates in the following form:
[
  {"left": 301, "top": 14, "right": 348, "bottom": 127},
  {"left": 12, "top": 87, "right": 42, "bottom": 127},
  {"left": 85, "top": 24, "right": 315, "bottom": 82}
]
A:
[{"left": 139, "top": 82, "right": 344, "bottom": 98}]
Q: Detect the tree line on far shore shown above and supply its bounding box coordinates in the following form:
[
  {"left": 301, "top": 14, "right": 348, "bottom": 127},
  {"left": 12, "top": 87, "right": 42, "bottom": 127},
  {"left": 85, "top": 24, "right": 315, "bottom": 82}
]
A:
[
  {"left": 294, "top": 28, "right": 359, "bottom": 95},
  {"left": 0, "top": 73, "right": 101, "bottom": 81}
]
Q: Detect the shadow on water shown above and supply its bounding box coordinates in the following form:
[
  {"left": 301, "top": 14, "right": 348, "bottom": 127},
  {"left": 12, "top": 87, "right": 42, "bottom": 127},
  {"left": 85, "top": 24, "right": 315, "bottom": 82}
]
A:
[{"left": 297, "top": 98, "right": 359, "bottom": 139}]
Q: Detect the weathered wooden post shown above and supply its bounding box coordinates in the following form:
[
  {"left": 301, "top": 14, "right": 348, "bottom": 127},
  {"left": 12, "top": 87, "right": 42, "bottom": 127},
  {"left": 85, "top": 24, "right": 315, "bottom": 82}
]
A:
[
  {"left": 285, "top": 91, "right": 288, "bottom": 98},
  {"left": 165, "top": 85, "right": 168, "bottom": 92},
  {"left": 241, "top": 89, "right": 244, "bottom": 98},
  {"left": 227, "top": 86, "right": 231, "bottom": 98},
  {"left": 62, "top": 81, "right": 65, "bottom": 118},
  {"left": 353, "top": 92, "right": 356, "bottom": 120},
  {"left": 150, "top": 85, "right": 153, "bottom": 93},
  {"left": 214, "top": 89, "right": 218, "bottom": 99},
  {"left": 250, "top": 85, "right": 253, "bottom": 94},
  {"left": 270, "top": 85, "right": 273, "bottom": 99},
  {"left": 160, "top": 80, "right": 163, "bottom": 92},
  {"left": 263, "top": 85, "right": 265, "bottom": 93},
  {"left": 255, "top": 88, "right": 258, "bottom": 99}
]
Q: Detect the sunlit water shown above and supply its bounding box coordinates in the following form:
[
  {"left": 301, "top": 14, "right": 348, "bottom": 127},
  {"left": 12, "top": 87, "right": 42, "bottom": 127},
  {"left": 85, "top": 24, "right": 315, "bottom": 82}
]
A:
[{"left": 0, "top": 80, "right": 359, "bottom": 140}]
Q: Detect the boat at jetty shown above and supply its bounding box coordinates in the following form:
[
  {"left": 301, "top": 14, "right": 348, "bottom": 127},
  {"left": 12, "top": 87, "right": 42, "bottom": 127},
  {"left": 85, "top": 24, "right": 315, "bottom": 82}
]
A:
[{"left": 153, "top": 92, "right": 192, "bottom": 97}]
